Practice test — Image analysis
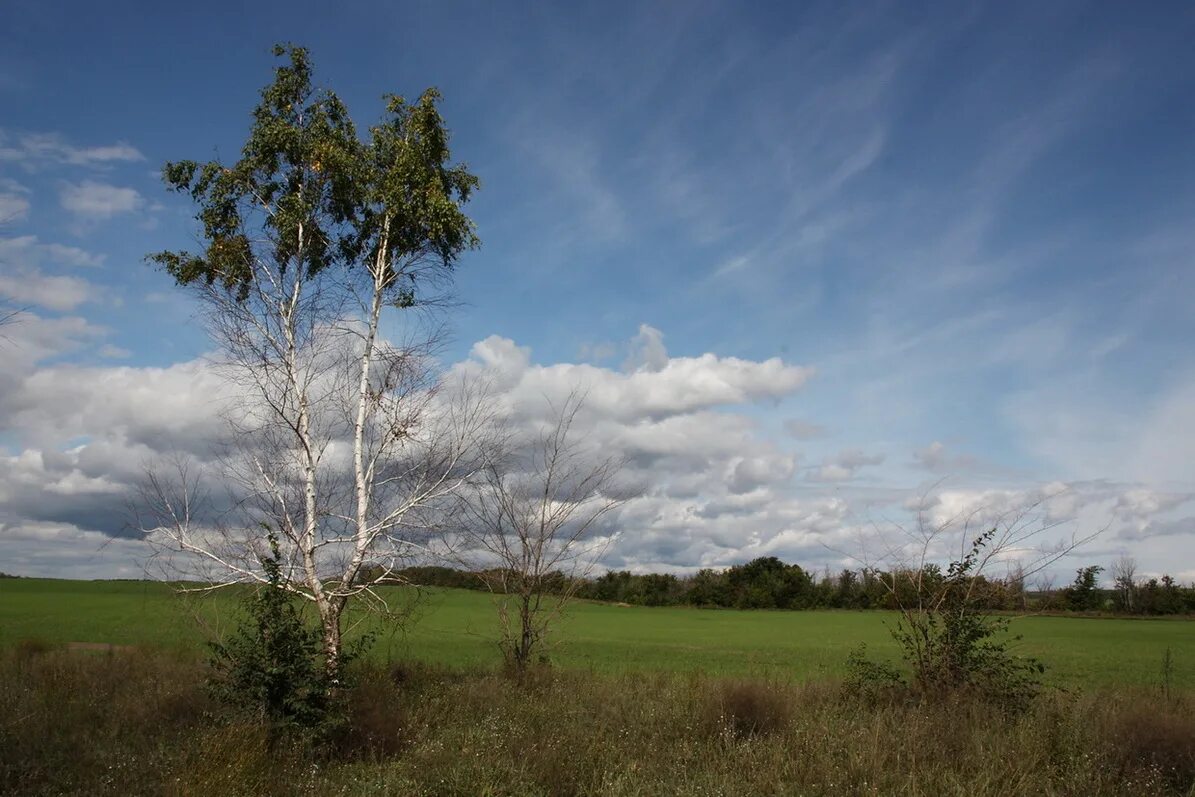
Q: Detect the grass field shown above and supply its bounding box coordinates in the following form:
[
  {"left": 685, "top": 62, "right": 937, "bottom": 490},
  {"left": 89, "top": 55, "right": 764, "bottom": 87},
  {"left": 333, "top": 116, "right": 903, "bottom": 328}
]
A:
[{"left": 1, "top": 578, "right": 1192, "bottom": 690}]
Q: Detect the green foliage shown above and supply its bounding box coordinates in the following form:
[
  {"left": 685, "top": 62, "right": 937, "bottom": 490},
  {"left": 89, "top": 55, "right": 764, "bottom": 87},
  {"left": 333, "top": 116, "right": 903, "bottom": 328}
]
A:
[
  {"left": 148, "top": 43, "right": 479, "bottom": 305},
  {"left": 1067, "top": 565, "right": 1107, "bottom": 611},
  {"left": 1136, "top": 575, "right": 1195, "bottom": 615},
  {"left": 843, "top": 643, "right": 904, "bottom": 704},
  {"left": 207, "top": 533, "right": 338, "bottom": 734},
  {"left": 578, "top": 557, "right": 832, "bottom": 609}
]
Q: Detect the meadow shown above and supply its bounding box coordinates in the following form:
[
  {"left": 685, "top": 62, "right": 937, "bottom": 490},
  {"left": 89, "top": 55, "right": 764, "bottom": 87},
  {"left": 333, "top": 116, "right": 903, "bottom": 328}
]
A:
[
  {"left": 4, "top": 578, "right": 1195, "bottom": 795},
  {"left": 2, "top": 578, "right": 1191, "bottom": 691}
]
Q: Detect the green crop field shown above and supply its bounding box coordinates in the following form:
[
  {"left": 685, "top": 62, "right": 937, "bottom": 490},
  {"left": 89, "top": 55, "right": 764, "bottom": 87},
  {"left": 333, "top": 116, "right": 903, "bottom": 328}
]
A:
[{"left": 1, "top": 578, "right": 1191, "bottom": 690}]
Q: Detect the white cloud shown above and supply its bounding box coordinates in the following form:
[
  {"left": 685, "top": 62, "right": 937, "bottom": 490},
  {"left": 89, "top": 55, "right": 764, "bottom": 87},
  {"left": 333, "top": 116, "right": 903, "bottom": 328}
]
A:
[
  {"left": 0, "top": 311, "right": 104, "bottom": 365},
  {"left": 912, "top": 441, "right": 975, "bottom": 473},
  {"left": 808, "top": 448, "right": 885, "bottom": 482},
  {"left": 39, "top": 243, "right": 106, "bottom": 268},
  {"left": 0, "top": 236, "right": 105, "bottom": 311},
  {"left": 0, "top": 321, "right": 1188, "bottom": 581},
  {"left": 0, "top": 235, "right": 106, "bottom": 269},
  {"left": 623, "top": 323, "right": 668, "bottom": 373},
  {"left": 713, "top": 254, "right": 750, "bottom": 278},
  {"left": 0, "top": 270, "right": 94, "bottom": 312},
  {"left": 0, "top": 519, "right": 149, "bottom": 579},
  {"left": 59, "top": 180, "right": 143, "bottom": 220},
  {"left": 0, "top": 129, "right": 144, "bottom": 169},
  {"left": 728, "top": 454, "right": 796, "bottom": 494},
  {"left": 3, "top": 359, "right": 227, "bottom": 450},
  {"left": 458, "top": 329, "right": 812, "bottom": 424}
]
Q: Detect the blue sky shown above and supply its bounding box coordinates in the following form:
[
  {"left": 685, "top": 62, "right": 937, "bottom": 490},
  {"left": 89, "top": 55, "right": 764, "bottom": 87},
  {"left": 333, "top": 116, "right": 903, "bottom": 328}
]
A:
[{"left": 1, "top": 1, "right": 1193, "bottom": 579}]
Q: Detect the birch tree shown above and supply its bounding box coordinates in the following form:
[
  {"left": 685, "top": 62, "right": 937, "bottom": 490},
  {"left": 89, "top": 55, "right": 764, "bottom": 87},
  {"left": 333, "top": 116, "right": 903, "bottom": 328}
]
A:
[{"left": 139, "top": 45, "right": 484, "bottom": 681}]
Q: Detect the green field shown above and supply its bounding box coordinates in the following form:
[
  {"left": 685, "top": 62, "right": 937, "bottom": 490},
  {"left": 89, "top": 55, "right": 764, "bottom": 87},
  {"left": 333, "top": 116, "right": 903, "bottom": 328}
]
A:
[{"left": 2, "top": 578, "right": 1191, "bottom": 690}]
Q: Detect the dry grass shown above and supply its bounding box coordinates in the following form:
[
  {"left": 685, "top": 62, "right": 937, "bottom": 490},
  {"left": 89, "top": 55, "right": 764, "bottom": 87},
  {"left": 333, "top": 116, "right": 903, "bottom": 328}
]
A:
[
  {"left": 1105, "top": 698, "right": 1195, "bottom": 792},
  {"left": 702, "top": 678, "right": 795, "bottom": 739},
  {"left": 2, "top": 643, "right": 1193, "bottom": 796}
]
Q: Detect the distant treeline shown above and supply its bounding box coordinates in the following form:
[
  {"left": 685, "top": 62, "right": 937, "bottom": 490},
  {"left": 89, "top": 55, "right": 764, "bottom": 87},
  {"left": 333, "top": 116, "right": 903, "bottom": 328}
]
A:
[{"left": 387, "top": 558, "right": 1195, "bottom": 616}]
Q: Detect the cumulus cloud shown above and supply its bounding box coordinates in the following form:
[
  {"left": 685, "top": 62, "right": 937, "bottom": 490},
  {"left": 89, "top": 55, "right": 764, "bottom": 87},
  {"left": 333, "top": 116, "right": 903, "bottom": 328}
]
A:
[
  {"left": 0, "top": 321, "right": 1189, "bottom": 580},
  {"left": 727, "top": 455, "right": 797, "bottom": 494},
  {"left": 59, "top": 180, "right": 143, "bottom": 220},
  {"left": 2, "top": 360, "right": 227, "bottom": 451},
  {"left": 0, "top": 323, "right": 820, "bottom": 576},
  {"left": 456, "top": 330, "right": 812, "bottom": 424},
  {"left": 0, "top": 519, "right": 149, "bottom": 579},
  {"left": 1114, "top": 489, "right": 1191, "bottom": 520}
]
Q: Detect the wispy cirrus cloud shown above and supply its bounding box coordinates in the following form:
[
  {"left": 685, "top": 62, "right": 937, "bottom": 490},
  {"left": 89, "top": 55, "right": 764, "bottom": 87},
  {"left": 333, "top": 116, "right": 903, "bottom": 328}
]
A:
[
  {"left": 0, "top": 179, "right": 31, "bottom": 222},
  {"left": 808, "top": 449, "right": 886, "bottom": 483},
  {"left": 0, "top": 129, "right": 144, "bottom": 169},
  {"left": 0, "top": 235, "right": 105, "bottom": 268}
]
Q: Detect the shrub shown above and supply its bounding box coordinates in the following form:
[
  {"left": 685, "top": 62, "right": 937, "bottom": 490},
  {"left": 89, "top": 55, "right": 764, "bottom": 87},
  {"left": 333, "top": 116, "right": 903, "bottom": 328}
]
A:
[
  {"left": 843, "top": 644, "right": 904, "bottom": 705},
  {"left": 852, "top": 529, "right": 1045, "bottom": 711},
  {"left": 207, "top": 532, "right": 342, "bottom": 738}
]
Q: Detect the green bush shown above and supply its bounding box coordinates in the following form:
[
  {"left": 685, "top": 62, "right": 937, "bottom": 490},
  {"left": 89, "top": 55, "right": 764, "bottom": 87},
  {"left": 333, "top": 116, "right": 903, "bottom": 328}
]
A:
[
  {"left": 844, "top": 643, "right": 904, "bottom": 705},
  {"left": 207, "top": 533, "right": 339, "bottom": 737}
]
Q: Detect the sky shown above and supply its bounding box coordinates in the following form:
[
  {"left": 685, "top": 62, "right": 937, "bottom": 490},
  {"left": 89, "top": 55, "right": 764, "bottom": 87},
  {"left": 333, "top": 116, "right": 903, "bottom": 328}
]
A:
[{"left": 1, "top": 0, "right": 1193, "bottom": 582}]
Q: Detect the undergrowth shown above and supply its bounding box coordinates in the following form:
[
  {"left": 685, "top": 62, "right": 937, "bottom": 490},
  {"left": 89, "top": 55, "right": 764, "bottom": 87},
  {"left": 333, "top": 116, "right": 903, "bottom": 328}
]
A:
[{"left": 2, "top": 645, "right": 1192, "bottom": 796}]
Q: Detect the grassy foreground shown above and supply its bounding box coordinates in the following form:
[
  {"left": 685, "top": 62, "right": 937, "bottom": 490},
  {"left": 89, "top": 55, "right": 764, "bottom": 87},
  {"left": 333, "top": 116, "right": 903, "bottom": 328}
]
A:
[
  {"left": 3, "top": 646, "right": 1194, "bottom": 796},
  {"left": 3, "top": 579, "right": 1195, "bottom": 795},
  {"left": 1, "top": 578, "right": 1192, "bottom": 690}
]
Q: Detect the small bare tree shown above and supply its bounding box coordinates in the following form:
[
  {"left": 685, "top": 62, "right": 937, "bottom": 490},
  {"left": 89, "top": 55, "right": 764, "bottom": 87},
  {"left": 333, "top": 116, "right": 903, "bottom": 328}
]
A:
[
  {"left": 1032, "top": 571, "right": 1057, "bottom": 603},
  {"left": 1110, "top": 554, "right": 1137, "bottom": 613},
  {"left": 457, "top": 393, "right": 628, "bottom": 672}
]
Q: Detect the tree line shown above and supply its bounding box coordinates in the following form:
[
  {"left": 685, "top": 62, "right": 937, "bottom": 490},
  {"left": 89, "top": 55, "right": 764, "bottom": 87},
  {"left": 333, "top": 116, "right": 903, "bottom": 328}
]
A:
[{"left": 392, "top": 556, "right": 1195, "bottom": 615}]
